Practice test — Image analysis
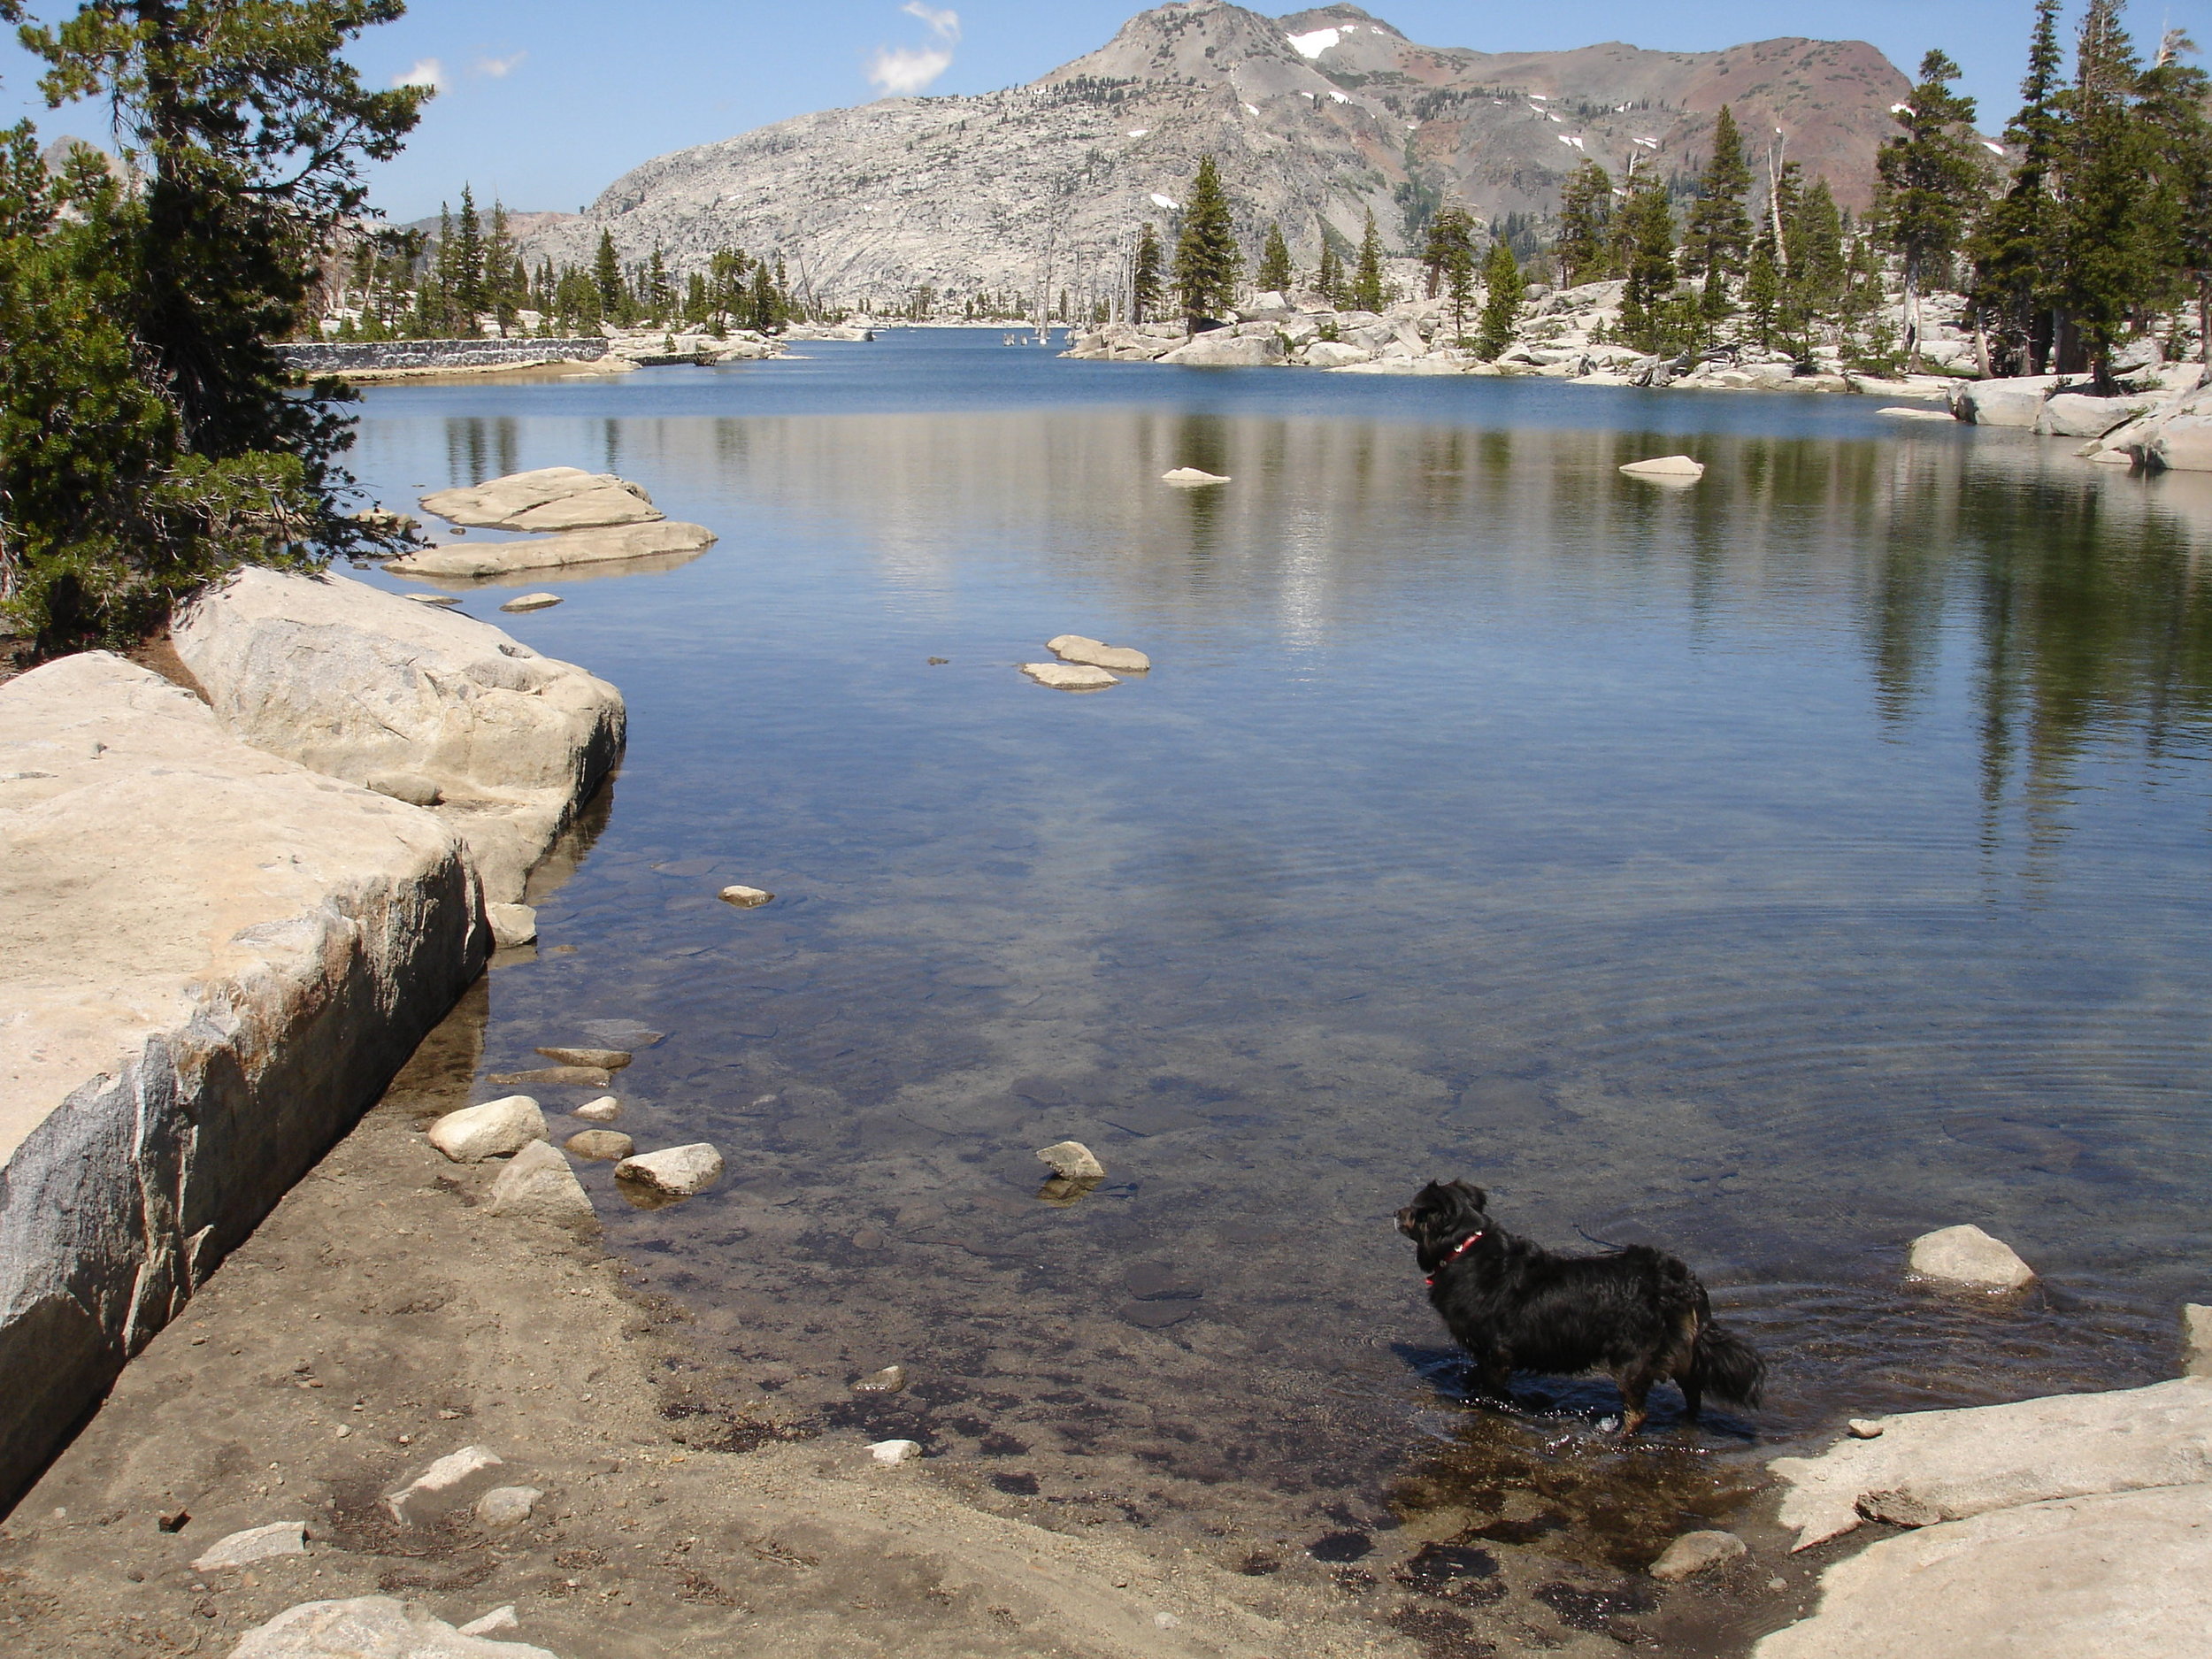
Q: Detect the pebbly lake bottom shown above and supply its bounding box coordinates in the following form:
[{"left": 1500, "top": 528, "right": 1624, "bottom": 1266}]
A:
[{"left": 347, "top": 331, "right": 2212, "bottom": 1624}]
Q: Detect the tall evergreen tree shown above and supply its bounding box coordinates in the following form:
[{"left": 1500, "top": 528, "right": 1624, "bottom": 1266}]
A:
[
  {"left": 483, "top": 200, "right": 518, "bottom": 334},
  {"left": 592, "top": 229, "right": 624, "bottom": 323},
  {"left": 1315, "top": 238, "right": 1345, "bottom": 305},
  {"left": 1874, "top": 50, "right": 1985, "bottom": 370},
  {"left": 1683, "top": 104, "right": 1753, "bottom": 302},
  {"left": 2051, "top": 0, "right": 2149, "bottom": 382},
  {"left": 1555, "top": 159, "right": 1615, "bottom": 285},
  {"left": 451, "top": 183, "right": 485, "bottom": 326},
  {"left": 1617, "top": 180, "right": 1677, "bottom": 350},
  {"left": 1256, "top": 221, "right": 1293, "bottom": 295},
  {"left": 1473, "top": 239, "right": 1524, "bottom": 357},
  {"left": 1744, "top": 235, "right": 1781, "bottom": 345},
  {"left": 2137, "top": 32, "right": 2212, "bottom": 363},
  {"left": 1131, "top": 221, "right": 1163, "bottom": 322},
  {"left": 1422, "top": 205, "right": 1476, "bottom": 334},
  {"left": 1968, "top": 0, "right": 2067, "bottom": 373},
  {"left": 1171, "top": 155, "right": 1240, "bottom": 326},
  {"left": 1351, "top": 207, "right": 1387, "bottom": 311}
]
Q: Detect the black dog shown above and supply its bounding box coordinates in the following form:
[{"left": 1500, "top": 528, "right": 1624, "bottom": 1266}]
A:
[{"left": 1396, "top": 1179, "right": 1764, "bottom": 1433}]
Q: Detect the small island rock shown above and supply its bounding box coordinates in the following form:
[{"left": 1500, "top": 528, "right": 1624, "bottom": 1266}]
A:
[
  {"left": 1908, "top": 1224, "right": 2036, "bottom": 1290},
  {"left": 1161, "top": 466, "right": 1231, "bottom": 484},
  {"left": 572, "top": 1095, "right": 622, "bottom": 1123},
  {"left": 1620, "top": 455, "right": 1706, "bottom": 480},
  {"left": 1035, "top": 1140, "right": 1106, "bottom": 1180},
  {"left": 1048, "top": 634, "right": 1151, "bottom": 672},
  {"left": 426, "top": 1096, "right": 546, "bottom": 1163},
  {"left": 719, "top": 885, "right": 773, "bottom": 908},
  {"left": 615, "top": 1142, "right": 725, "bottom": 1196},
  {"left": 1020, "top": 661, "right": 1118, "bottom": 691},
  {"left": 498, "top": 592, "right": 562, "bottom": 613}
]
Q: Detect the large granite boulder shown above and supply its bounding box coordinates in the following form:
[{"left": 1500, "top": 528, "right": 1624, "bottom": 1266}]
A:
[
  {"left": 1770, "top": 1378, "right": 2212, "bottom": 1549},
  {"left": 173, "top": 569, "right": 623, "bottom": 903},
  {"left": 2148, "top": 411, "right": 2212, "bottom": 472},
  {"left": 2035, "top": 391, "right": 2158, "bottom": 438},
  {"left": 385, "top": 519, "right": 717, "bottom": 580},
  {"left": 1158, "top": 331, "right": 1286, "bottom": 368},
  {"left": 231, "top": 1595, "right": 557, "bottom": 1656},
  {"left": 1954, "top": 376, "right": 2060, "bottom": 426},
  {"left": 420, "top": 466, "right": 663, "bottom": 531},
  {"left": 0, "top": 654, "right": 486, "bottom": 1506},
  {"left": 1754, "top": 1483, "right": 2212, "bottom": 1659}
]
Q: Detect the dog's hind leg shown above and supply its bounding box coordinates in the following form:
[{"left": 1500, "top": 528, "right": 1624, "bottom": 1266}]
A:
[
  {"left": 1678, "top": 1376, "right": 1703, "bottom": 1423},
  {"left": 1614, "top": 1367, "right": 1659, "bottom": 1436}
]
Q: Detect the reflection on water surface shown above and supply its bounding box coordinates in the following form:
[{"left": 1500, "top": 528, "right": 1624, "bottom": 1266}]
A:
[{"left": 355, "top": 335, "right": 2212, "bottom": 1598}]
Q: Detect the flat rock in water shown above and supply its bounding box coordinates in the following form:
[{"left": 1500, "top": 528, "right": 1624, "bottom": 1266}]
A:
[
  {"left": 487, "top": 902, "right": 537, "bottom": 948},
  {"left": 426, "top": 1096, "right": 546, "bottom": 1163},
  {"left": 498, "top": 592, "right": 562, "bottom": 612},
  {"left": 1620, "top": 454, "right": 1706, "bottom": 480},
  {"left": 1035, "top": 1140, "right": 1106, "bottom": 1180},
  {"left": 191, "top": 1520, "right": 307, "bottom": 1571},
  {"left": 229, "top": 1594, "right": 557, "bottom": 1658},
  {"left": 1908, "top": 1224, "right": 2035, "bottom": 1289},
  {"left": 1649, "top": 1530, "right": 1747, "bottom": 1581},
  {"left": 718, "top": 884, "right": 772, "bottom": 907},
  {"left": 1160, "top": 467, "right": 1230, "bottom": 484},
  {"left": 1123, "top": 1263, "right": 1200, "bottom": 1301},
  {"left": 1119, "top": 1300, "right": 1194, "bottom": 1330},
  {"left": 1020, "top": 661, "right": 1118, "bottom": 691},
  {"left": 580, "top": 1018, "right": 664, "bottom": 1048},
  {"left": 615, "top": 1142, "right": 725, "bottom": 1197},
  {"left": 565, "top": 1129, "right": 634, "bottom": 1161},
  {"left": 1048, "top": 634, "right": 1151, "bottom": 672},
  {"left": 1878, "top": 406, "right": 1959, "bottom": 421},
  {"left": 571, "top": 1095, "right": 622, "bottom": 1123},
  {"left": 385, "top": 519, "right": 716, "bottom": 580},
  {"left": 486, "top": 1064, "right": 612, "bottom": 1087},
  {"left": 421, "top": 465, "right": 663, "bottom": 532},
  {"left": 1768, "top": 1377, "right": 2212, "bottom": 1548},
  {"left": 535, "top": 1046, "right": 632, "bottom": 1070},
  {"left": 487, "top": 1140, "right": 597, "bottom": 1230},
  {"left": 403, "top": 592, "right": 462, "bottom": 606}
]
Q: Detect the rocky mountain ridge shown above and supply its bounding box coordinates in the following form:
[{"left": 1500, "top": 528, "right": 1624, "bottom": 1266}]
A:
[{"left": 516, "top": 1, "right": 1913, "bottom": 312}]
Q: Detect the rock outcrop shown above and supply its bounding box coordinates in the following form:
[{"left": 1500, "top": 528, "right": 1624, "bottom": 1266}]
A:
[
  {"left": 421, "top": 467, "right": 664, "bottom": 533},
  {"left": 386, "top": 519, "right": 717, "bottom": 581},
  {"left": 231, "top": 1595, "right": 557, "bottom": 1658},
  {"left": 0, "top": 653, "right": 488, "bottom": 1505},
  {"left": 172, "top": 568, "right": 625, "bottom": 903}
]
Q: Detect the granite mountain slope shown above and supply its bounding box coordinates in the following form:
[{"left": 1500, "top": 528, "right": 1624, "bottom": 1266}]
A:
[{"left": 518, "top": 1, "right": 1910, "bottom": 311}]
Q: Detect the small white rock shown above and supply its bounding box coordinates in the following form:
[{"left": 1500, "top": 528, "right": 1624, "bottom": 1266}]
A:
[
  {"left": 718, "top": 884, "right": 773, "bottom": 907},
  {"left": 869, "top": 1439, "right": 923, "bottom": 1465},
  {"left": 572, "top": 1095, "right": 622, "bottom": 1123},
  {"left": 384, "top": 1446, "right": 503, "bottom": 1524},
  {"left": 499, "top": 592, "right": 563, "bottom": 611},
  {"left": 1035, "top": 1140, "right": 1106, "bottom": 1180},
  {"left": 426, "top": 1096, "right": 546, "bottom": 1163},
  {"left": 191, "top": 1521, "right": 306, "bottom": 1571},
  {"left": 1619, "top": 454, "right": 1706, "bottom": 480},
  {"left": 1020, "top": 661, "right": 1118, "bottom": 691},
  {"left": 1160, "top": 467, "right": 1230, "bottom": 484},
  {"left": 457, "top": 1605, "right": 520, "bottom": 1636},
  {"left": 1048, "top": 634, "right": 1151, "bottom": 672},
  {"left": 473, "top": 1487, "right": 542, "bottom": 1529},
  {"left": 487, "top": 902, "right": 538, "bottom": 948},
  {"left": 614, "top": 1142, "right": 725, "bottom": 1196},
  {"left": 1649, "top": 1529, "right": 1747, "bottom": 1581},
  {"left": 1907, "top": 1224, "right": 2036, "bottom": 1290},
  {"left": 1847, "top": 1418, "right": 1886, "bottom": 1440}
]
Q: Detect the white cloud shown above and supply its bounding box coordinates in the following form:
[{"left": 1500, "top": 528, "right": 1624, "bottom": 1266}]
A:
[
  {"left": 473, "top": 51, "right": 526, "bottom": 79},
  {"left": 394, "top": 58, "right": 444, "bottom": 91},
  {"left": 867, "top": 4, "right": 960, "bottom": 98}
]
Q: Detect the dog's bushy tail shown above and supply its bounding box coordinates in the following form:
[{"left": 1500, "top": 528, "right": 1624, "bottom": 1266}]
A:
[{"left": 1692, "top": 1320, "right": 1766, "bottom": 1408}]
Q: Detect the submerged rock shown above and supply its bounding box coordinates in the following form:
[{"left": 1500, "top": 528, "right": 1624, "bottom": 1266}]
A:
[
  {"left": 1048, "top": 634, "right": 1151, "bottom": 672},
  {"left": 535, "top": 1046, "right": 632, "bottom": 1070},
  {"left": 1908, "top": 1224, "right": 2035, "bottom": 1289},
  {"left": 487, "top": 1064, "right": 612, "bottom": 1088},
  {"left": 426, "top": 1096, "right": 547, "bottom": 1163},
  {"left": 853, "top": 1364, "right": 907, "bottom": 1394},
  {"left": 386, "top": 518, "right": 716, "bottom": 580},
  {"left": 1649, "top": 1530, "right": 1746, "bottom": 1581},
  {"left": 718, "top": 884, "right": 773, "bottom": 907},
  {"left": 615, "top": 1142, "right": 725, "bottom": 1197},
  {"left": 564, "top": 1129, "right": 634, "bottom": 1161},
  {"left": 1035, "top": 1140, "right": 1106, "bottom": 1180},
  {"left": 1020, "top": 661, "right": 1118, "bottom": 691}
]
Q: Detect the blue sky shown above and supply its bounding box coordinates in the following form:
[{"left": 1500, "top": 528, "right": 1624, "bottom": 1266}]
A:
[{"left": 5, "top": 1, "right": 2209, "bottom": 220}]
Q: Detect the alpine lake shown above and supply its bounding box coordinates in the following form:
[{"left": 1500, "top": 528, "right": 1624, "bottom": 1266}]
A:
[{"left": 348, "top": 328, "right": 2212, "bottom": 1634}]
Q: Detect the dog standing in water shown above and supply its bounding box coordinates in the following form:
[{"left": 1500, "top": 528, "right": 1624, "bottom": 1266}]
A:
[{"left": 1396, "top": 1179, "right": 1765, "bottom": 1433}]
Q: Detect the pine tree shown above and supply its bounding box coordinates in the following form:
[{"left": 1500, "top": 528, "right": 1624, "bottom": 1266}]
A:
[
  {"left": 452, "top": 184, "right": 486, "bottom": 328},
  {"left": 1171, "top": 155, "right": 1240, "bottom": 326},
  {"left": 484, "top": 202, "right": 518, "bottom": 334},
  {"left": 1351, "top": 208, "right": 1387, "bottom": 311},
  {"left": 2051, "top": 0, "right": 2150, "bottom": 382},
  {"left": 2137, "top": 32, "right": 2212, "bottom": 363},
  {"left": 1874, "top": 51, "right": 1985, "bottom": 370},
  {"left": 1132, "top": 221, "right": 1163, "bottom": 321},
  {"left": 1617, "top": 180, "right": 1677, "bottom": 351},
  {"left": 1682, "top": 105, "right": 1754, "bottom": 295},
  {"left": 646, "top": 245, "right": 672, "bottom": 322},
  {"left": 1744, "top": 236, "right": 1781, "bottom": 345},
  {"left": 1474, "top": 239, "right": 1524, "bottom": 357},
  {"left": 1967, "top": 0, "right": 2066, "bottom": 373},
  {"left": 1257, "top": 222, "right": 1293, "bottom": 295},
  {"left": 1316, "top": 239, "right": 1344, "bottom": 305},
  {"left": 1555, "top": 160, "right": 1615, "bottom": 286},
  {"left": 592, "top": 230, "right": 624, "bottom": 324},
  {"left": 1423, "top": 206, "right": 1477, "bottom": 334}
]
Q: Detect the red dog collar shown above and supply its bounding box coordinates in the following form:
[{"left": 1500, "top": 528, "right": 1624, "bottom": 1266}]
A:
[{"left": 1425, "top": 1230, "right": 1485, "bottom": 1287}]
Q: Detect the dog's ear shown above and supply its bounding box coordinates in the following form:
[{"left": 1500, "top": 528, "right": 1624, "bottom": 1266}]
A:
[{"left": 1450, "top": 1180, "right": 1487, "bottom": 1211}]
